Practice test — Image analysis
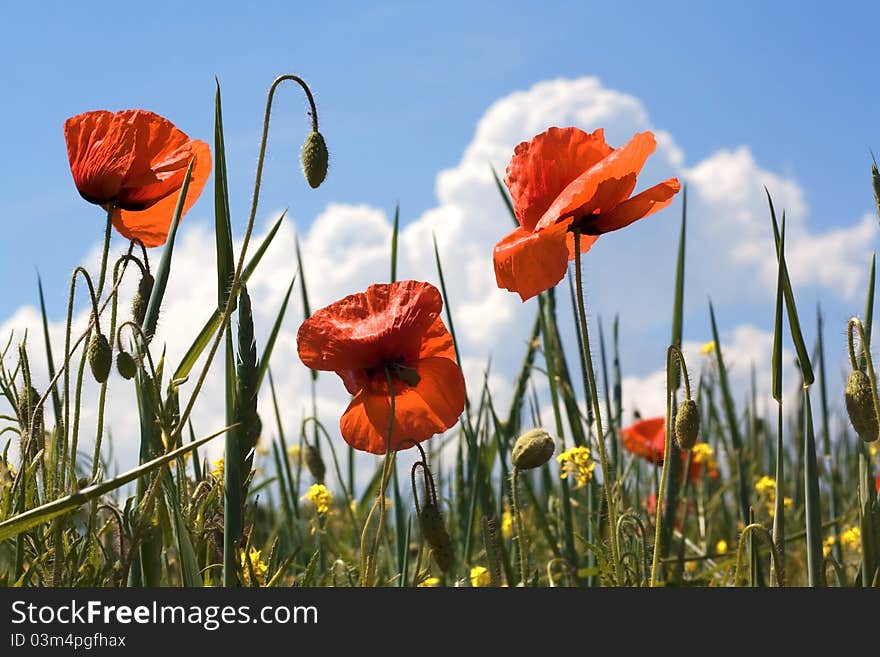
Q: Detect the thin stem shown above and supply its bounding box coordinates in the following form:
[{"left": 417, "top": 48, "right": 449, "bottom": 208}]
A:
[
  {"left": 732, "top": 523, "right": 785, "bottom": 587},
  {"left": 510, "top": 467, "right": 528, "bottom": 585},
  {"left": 174, "top": 74, "right": 320, "bottom": 447},
  {"left": 573, "top": 228, "right": 621, "bottom": 584}
]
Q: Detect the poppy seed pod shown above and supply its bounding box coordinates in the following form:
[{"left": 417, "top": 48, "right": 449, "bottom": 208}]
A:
[
  {"left": 301, "top": 130, "right": 328, "bottom": 189},
  {"left": 844, "top": 369, "right": 879, "bottom": 443},
  {"left": 88, "top": 333, "right": 112, "bottom": 384},
  {"left": 674, "top": 399, "right": 700, "bottom": 450},
  {"left": 303, "top": 444, "right": 326, "bottom": 484},
  {"left": 419, "top": 503, "right": 454, "bottom": 572},
  {"left": 512, "top": 428, "right": 555, "bottom": 470},
  {"left": 132, "top": 273, "right": 155, "bottom": 327},
  {"left": 116, "top": 351, "right": 137, "bottom": 380},
  {"left": 17, "top": 385, "right": 42, "bottom": 436}
]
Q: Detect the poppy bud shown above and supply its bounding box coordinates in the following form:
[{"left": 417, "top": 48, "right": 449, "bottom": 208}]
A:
[
  {"left": 88, "top": 333, "right": 112, "bottom": 384},
  {"left": 301, "top": 130, "right": 329, "bottom": 189},
  {"left": 116, "top": 351, "right": 137, "bottom": 380},
  {"left": 674, "top": 399, "right": 700, "bottom": 450},
  {"left": 419, "top": 502, "right": 454, "bottom": 572},
  {"left": 872, "top": 160, "right": 880, "bottom": 218},
  {"left": 304, "top": 444, "right": 326, "bottom": 484},
  {"left": 511, "top": 428, "right": 555, "bottom": 470},
  {"left": 17, "top": 385, "right": 42, "bottom": 437},
  {"left": 845, "top": 369, "right": 879, "bottom": 443},
  {"left": 132, "top": 273, "right": 155, "bottom": 327}
]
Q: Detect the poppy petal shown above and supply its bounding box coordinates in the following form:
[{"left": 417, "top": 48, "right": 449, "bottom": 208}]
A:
[
  {"left": 504, "top": 127, "right": 612, "bottom": 232},
  {"left": 535, "top": 131, "right": 657, "bottom": 231},
  {"left": 493, "top": 220, "right": 595, "bottom": 301},
  {"left": 417, "top": 316, "right": 457, "bottom": 361},
  {"left": 339, "top": 357, "right": 466, "bottom": 454},
  {"left": 297, "top": 280, "right": 442, "bottom": 373},
  {"left": 111, "top": 140, "right": 211, "bottom": 247},
  {"left": 621, "top": 416, "right": 666, "bottom": 464},
  {"left": 589, "top": 177, "right": 681, "bottom": 234},
  {"left": 64, "top": 111, "right": 136, "bottom": 206}
]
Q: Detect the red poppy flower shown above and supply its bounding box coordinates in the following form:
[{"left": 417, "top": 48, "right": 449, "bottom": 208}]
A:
[
  {"left": 620, "top": 416, "right": 717, "bottom": 482},
  {"left": 64, "top": 109, "right": 211, "bottom": 247},
  {"left": 297, "top": 280, "right": 467, "bottom": 454},
  {"left": 494, "top": 127, "right": 680, "bottom": 301}
]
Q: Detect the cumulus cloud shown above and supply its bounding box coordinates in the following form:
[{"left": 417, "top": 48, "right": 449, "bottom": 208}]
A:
[{"left": 1, "top": 76, "right": 871, "bottom": 478}]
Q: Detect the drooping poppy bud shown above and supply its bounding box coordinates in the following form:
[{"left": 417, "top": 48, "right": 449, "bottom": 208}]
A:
[
  {"left": 88, "top": 333, "right": 112, "bottom": 384},
  {"left": 116, "top": 351, "right": 137, "bottom": 380},
  {"left": 419, "top": 502, "right": 454, "bottom": 572},
  {"left": 303, "top": 444, "right": 326, "bottom": 484},
  {"left": 845, "top": 369, "right": 879, "bottom": 443},
  {"left": 132, "top": 273, "right": 154, "bottom": 327},
  {"left": 301, "top": 130, "right": 329, "bottom": 189},
  {"left": 512, "top": 428, "right": 555, "bottom": 470},
  {"left": 674, "top": 399, "right": 700, "bottom": 450}
]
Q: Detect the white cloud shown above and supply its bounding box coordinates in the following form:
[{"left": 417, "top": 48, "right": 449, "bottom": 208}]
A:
[{"left": 1, "top": 76, "right": 872, "bottom": 480}]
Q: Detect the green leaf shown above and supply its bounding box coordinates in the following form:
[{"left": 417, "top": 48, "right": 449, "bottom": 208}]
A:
[
  {"left": 390, "top": 202, "right": 400, "bottom": 283},
  {"left": 214, "top": 79, "right": 236, "bottom": 312},
  {"left": 173, "top": 212, "right": 286, "bottom": 381},
  {"left": 771, "top": 213, "right": 785, "bottom": 402},
  {"left": 295, "top": 235, "right": 317, "bottom": 384},
  {"left": 0, "top": 425, "right": 231, "bottom": 543},
  {"left": 143, "top": 161, "right": 194, "bottom": 339},
  {"left": 861, "top": 253, "right": 876, "bottom": 370},
  {"left": 767, "top": 189, "right": 814, "bottom": 385},
  {"left": 490, "top": 165, "right": 517, "bottom": 227},
  {"left": 802, "top": 388, "right": 824, "bottom": 586},
  {"left": 255, "top": 274, "right": 296, "bottom": 391},
  {"left": 37, "top": 274, "right": 62, "bottom": 431}
]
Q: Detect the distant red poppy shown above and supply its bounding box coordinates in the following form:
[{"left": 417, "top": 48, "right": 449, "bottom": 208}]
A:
[
  {"left": 297, "top": 280, "right": 467, "bottom": 454},
  {"left": 494, "top": 127, "right": 680, "bottom": 301},
  {"left": 64, "top": 109, "right": 211, "bottom": 247},
  {"left": 620, "top": 416, "right": 717, "bottom": 482},
  {"left": 875, "top": 472, "right": 879, "bottom": 494}
]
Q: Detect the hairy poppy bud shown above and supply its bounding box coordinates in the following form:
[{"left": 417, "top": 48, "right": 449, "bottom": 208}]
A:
[
  {"left": 132, "top": 273, "right": 154, "bottom": 327},
  {"left": 419, "top": 502, "right": 454, "bottom": 572},
  {"left": 88, "top": 333, "right": 112, "bottom": 384},
  {"left": 301, "top": 130, "right": 328, "bottom": 189},
  {"left": 116, "top": 351, "right": 137, "bottom": 380},
  {"left": 17, "top": 385, "right": 43, "bottom": 452},
  {"left": 304, "top": 444, "right": 326, "bottom": 484},
  {"left": 674, "top": 399, "right": 700, "bottom": 450},
  {"left": 845, "top": 369, "right": 878, "bottom": 443},
  {"left": 512, "top": 428, "right": 555, "bottom": 470}
]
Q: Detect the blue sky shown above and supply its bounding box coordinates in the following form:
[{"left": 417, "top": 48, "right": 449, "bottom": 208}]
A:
[
  {"left": 1, "top": 1, "right": 879, "bottom": 462},
  {"left": 2, "top": 0, "right": 878, "bottom": 318}
]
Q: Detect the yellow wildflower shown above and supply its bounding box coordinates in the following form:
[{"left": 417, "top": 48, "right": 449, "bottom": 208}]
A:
[
  {"left": 240, "top": 547, "right": 268, "bottom": 586},
  {"left": 210, "top": 458, "right": 224, "bottom": 481},
  {"left": 700, "top": 341, "right": 716, "bottom": 355},
  {"left": 501, "top": 508, "right": 514, "bottom": 539},
  {"left": 556, "top": 446, "right": 596, "bottom": 489},
  {"left": 302, "top": 483, "right": 332, "bottom": 515},
  {"left": 755, "top": 475, "right": 776, "bottom": 496},
  {"left": 840, "top": 526, "right": 861, "bottom": 552},
  {"left": 287, "top": 444, "right": 301, "bottom": 462},
  {"left": 716, "top": 539, "right": 728, "bottom": 555},
  {"left": 470, "top": 565, "right": 490, "bottom": 587},
  {"left": 685, "top": 560, "right": 698, "bottom": 573},
  {"left": 870, "top": 443, "right": 877, "bottom": 458},
  {"left": 418, "top": 576, "right": 441, "bottom": 587},
  {"left": 822, "top": 534, "right": 836, "bottom": 558}
]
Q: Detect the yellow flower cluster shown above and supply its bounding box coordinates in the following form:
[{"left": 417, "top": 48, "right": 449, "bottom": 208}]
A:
[
  {"left": 501, "top": 508, "right": 514, "bottom": 539},
  {"left": 240, "top": 547, "right": 268, "bottom": 586},
  {"left": 302, "top": 483, "right": 332, "bottom": 515},
  {"left": 287, "top": 444, "right": 301, "bottom": 462},
  {"left": 840, "top": 526, "right": 861, "bottom": 552},
  {"left": 822, "top": 534, "right": 836, "bottom": 558},
  {"left": 715, "top": 539, "right": 728, "bottom": 555},
  {"left": 417, "top": 576, "right": 440, "bottom": 587},
  {"left": 700, "top": 341, "right": 716, "bottom": 355},
  {"left": 210, "top": 458, "right": 224, "bottom": 481},
  {"left": 754, "top": 475, "right": 792, "bottom": 518},
  {"left": 557, "top": 446, "right": 596, "bottom": 489}
]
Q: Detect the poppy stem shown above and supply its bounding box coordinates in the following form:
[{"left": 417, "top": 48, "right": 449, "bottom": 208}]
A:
[
  {"left": 96, "top": 208, "right": 114, "bottom": 297},
  {"left": 510, "top": 466, "right": 529, "bottom": 585},
  {"left": 650, "top": 345, "right": 684, "bottom": 586},
  {"left": 572, "top": 228, "right": 622, "bottom": 585}
]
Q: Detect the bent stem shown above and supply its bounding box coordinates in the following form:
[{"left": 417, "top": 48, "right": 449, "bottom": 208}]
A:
[
  {"left": 732, "top": 523, "right": 784, "bottom": 587},
  {"left": 650, "top": 345, "right": 691, "bottom": 586},
  {"left": 847, "top": 317, "right": 880, "bottom": 442},
  {"left": 573, "top": 228, "right": 621, "bottom": 584}
]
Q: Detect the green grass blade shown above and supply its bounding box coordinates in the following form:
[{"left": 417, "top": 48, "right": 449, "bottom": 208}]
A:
[
  {"left": 0, "top": 425, "right": 230, "bottom": 543},
  {"left": 767, "top": 189, "right": 814, "bottom": 385},
  {"left": 390, "top": 202, "right": 400, "bottom": 283},
  {"left": 860, "top": 253, "right": 876, "bottom": 370},
  {"left": 143, "top": 161, "right": 194, "bottom": 339},
  {"left": 802, "top": 388, "right": 824, "bottom": 586},
  {"left": 771, "top": 214, "right": 785, "bottom": 402},
  {"left": 37, "top": 274, "right": 62, "bottom": 431},
  {"left": 255, "top": 274, "right": 296, "bottom": 391},
  {"left": 490, "top": 165, "right": 517, "bottom": 226},
  {"left": 173, "top": 212, "right": 286, "bottom": 380},
  {"left": 671, "top": 186, "right": 687, "bottom": 350},
  {"left": 214, "top": 79, "right": 236, "bottom": 312}
]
